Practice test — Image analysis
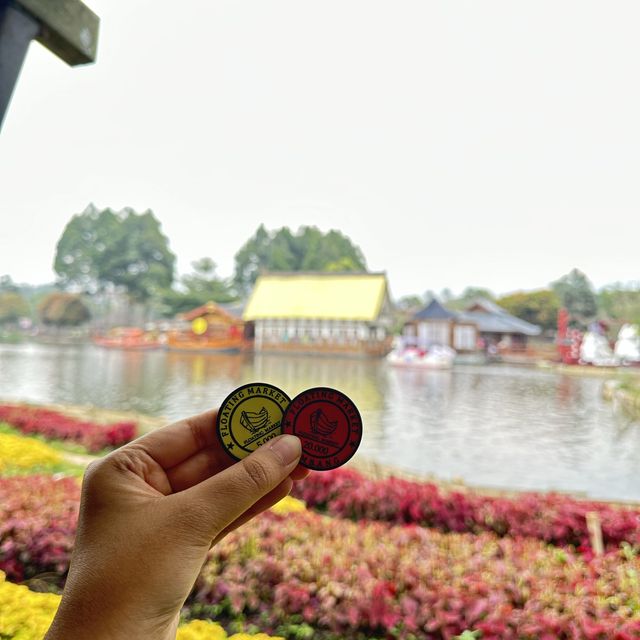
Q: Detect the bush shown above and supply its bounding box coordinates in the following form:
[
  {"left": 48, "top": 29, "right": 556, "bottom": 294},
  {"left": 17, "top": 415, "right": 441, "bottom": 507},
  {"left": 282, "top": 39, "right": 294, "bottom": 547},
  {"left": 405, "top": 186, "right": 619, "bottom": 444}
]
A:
[
  {"left": 38, "top": 292, "right": 90, "bottom": 326},
  {"left": 177, "top": 619, "right": 283, "bottom": 640},
  {"left": 292, "top": 468, "right": 640, "bottom": 551},
  {"left": 0, "top": 475, "right": 80, "bottom": 582},
  {"left": 0, "top": 474, "right": 303, "bottom": 583},
  {"left": 197, "top": 509, "right": 640, "bottom": 639},
  {"left": 0, "top": 571, "right": 60, "bottom": 639},
  {"left": 0, "top": 571, "right": 282, "bottom": 640},
  {"left": 0, "top": 405, "right": 136, "bottom": 452},
  {"left": 4, "top": 474, "right": 640, "bottom": 639}
]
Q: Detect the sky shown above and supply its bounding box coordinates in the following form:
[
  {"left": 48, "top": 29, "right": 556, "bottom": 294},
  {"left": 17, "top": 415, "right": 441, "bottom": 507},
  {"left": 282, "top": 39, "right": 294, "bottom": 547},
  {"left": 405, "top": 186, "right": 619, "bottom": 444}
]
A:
[{"left": 1, "top": 0, "right": 639, "bottom": 299}]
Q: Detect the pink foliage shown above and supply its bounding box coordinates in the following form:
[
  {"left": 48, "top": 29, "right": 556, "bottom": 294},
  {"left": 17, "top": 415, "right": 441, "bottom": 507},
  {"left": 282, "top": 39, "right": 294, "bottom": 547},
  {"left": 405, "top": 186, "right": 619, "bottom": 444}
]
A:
[
  {"left": 198, "top": 509, "right": 640, "bottom": 639},
  {"left": 0, "top": 475, "right": 80, "bottom": 581},
  {"left": 2, "top": 474, "right": 640, "bottom": 639},
  {"left": 0, "top": 404, "right": 136, "bottom": 452},
  {"left": 292, "top": 468, "right": 640, "bottom": 550}
]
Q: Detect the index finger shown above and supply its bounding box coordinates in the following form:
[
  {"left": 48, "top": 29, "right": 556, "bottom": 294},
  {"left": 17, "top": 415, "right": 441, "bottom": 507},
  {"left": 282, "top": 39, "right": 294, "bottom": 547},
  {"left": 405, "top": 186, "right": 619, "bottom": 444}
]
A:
[{"left": 132, "top": 409, "right": 218, "bottom": 469}]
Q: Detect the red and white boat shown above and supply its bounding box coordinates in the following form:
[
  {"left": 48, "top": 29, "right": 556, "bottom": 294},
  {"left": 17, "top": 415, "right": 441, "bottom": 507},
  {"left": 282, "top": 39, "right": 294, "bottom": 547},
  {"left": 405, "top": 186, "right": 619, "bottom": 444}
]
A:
[
  {"left": 386, "top": 344, "right": 456, "bottom": 369},
  {"left": 92, "top": 327, "right": 162, "bottom": 351}
]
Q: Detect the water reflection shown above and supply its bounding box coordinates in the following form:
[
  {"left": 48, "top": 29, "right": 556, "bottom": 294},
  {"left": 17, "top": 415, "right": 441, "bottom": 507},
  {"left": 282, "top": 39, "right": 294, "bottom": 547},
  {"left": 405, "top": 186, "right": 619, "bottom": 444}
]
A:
[
  {"left": 249, "top": 355, "right": 387, "bottom": 411},
  {"left": 0, "top": 344, "right": 638, "bottom": 500}
]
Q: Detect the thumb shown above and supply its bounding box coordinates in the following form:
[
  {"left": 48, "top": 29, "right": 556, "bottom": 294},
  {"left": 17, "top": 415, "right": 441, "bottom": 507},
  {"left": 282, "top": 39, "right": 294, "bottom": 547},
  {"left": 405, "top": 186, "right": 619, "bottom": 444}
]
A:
[{"left": 183, "top": 434, "right": 302, "bottom": 538}]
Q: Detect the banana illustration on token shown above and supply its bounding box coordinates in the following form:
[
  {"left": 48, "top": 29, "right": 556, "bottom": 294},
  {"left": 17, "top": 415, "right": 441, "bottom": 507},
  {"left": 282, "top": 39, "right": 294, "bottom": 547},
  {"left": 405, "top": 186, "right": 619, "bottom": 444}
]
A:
[{"left": 216, "top": 382, "right": 291, "bottom": 460}]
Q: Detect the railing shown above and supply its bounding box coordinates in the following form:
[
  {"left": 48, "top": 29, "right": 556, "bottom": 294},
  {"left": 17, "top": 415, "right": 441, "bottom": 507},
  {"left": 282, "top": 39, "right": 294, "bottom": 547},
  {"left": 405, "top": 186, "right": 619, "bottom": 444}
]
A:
[{"left": 255, "top": 338, "right": 393, "bottom": 357}]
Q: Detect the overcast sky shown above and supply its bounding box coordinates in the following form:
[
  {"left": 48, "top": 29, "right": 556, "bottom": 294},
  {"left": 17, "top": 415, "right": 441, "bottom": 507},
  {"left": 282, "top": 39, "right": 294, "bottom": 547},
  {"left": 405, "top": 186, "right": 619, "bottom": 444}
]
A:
[{"left": 1, "top": 0, "right": 639, "bottom": 299}]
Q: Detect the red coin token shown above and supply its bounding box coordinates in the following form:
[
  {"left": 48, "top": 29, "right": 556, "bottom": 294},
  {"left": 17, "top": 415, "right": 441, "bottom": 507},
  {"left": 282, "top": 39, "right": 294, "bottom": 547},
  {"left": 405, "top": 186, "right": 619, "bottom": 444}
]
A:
[{"left": 282, "top": 387, "right": 362, "bottom": 470}]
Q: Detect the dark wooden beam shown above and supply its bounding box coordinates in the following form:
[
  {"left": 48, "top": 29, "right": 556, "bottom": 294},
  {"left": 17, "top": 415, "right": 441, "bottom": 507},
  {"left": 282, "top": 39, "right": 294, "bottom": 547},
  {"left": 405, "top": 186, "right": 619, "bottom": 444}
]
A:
[
  {"left": 0, "top": 4, "right": 39, "bottom": 128},
  {"left": 14, "top": 0, "right": 99, "bottom": 66},
  {"left": 0, "top": 0, "right": 98, "bottom": 129}
]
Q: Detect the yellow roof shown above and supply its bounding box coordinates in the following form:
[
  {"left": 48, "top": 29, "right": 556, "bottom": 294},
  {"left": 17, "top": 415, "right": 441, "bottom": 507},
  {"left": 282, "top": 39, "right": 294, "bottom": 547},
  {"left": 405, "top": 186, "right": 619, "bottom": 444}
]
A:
[{"left": 243, "top": 273, "right": 389, "bottom": 321}]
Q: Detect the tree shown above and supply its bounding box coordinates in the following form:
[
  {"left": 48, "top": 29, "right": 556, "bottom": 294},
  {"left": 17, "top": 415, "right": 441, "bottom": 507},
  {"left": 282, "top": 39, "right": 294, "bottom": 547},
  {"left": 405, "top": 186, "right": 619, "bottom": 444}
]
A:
[
  {"left": 446, "top": 287, "right": 495, "bottom": 311},
  {"left": 551, "top": 269, "right": 597, "bottom": 322},
  {"left": 497, "top": 289, "right": 560, "bottom": 331},
  {"left": 233, "top": 225, "right": 367, "bottom": 293},
  {"left": 0, "top": 275, "right": 18, "bottom": 293},
  {"left": 233, "top": 224, "right": 271, "bottom": 292},
  {"left": 0, "top": 291, "right": 30, "bottom": 324},
  {"left": 38, "top": 292, "right": 91, "bottom": 326},
  {"left": 397, "top": 294, "right": 425, "bottom": 312},
  {"left": 54, "top": 204, "right": 176, "bottom": 303},
  {"left": 54, "top": 204, "right": 119, "bottom": 292},
  {"left": 439, "top": 288, "right": 454, "bottom": 303},
  {"left": 162, "top": 258, "right": 236, "bottom": 316},
  {"left": 598, "top": 283, "right": 640, "bottom": 326}
]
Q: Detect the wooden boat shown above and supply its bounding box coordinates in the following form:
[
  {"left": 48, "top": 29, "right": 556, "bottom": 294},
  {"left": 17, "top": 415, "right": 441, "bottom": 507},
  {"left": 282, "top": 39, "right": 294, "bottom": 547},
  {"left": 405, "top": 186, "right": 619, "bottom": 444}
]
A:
[
  {"left": 93, "top": 327, "right": 162, "bottom": 351},
  {"left": 166, "top": 301, "right": 246, "bottom": 354}
]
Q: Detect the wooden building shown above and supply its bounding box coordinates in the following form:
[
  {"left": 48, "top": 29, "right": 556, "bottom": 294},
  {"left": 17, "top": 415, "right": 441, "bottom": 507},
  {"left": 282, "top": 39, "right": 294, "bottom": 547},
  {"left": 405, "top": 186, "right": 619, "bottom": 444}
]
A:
[
  {"left": 403, "top": 299, "right": 477, "bottom": 351},
  {"left": 243, "top": 272, "right": 394, "bottom": 356},
  {"left": 404, "top": 298, "right": 541, "bottom": 352},
  {"left": 457, "top": 298, "right": 541, "bottom": 351},
  {"left": 166, "top": 301, "right": 245, "bottom": 353}
]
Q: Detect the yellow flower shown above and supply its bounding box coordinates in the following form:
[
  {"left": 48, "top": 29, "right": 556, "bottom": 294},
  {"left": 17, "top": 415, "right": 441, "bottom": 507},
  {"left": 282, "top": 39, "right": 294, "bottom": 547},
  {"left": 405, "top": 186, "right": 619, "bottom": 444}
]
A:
[
  {"left": 0, "top": 433, "right": 61, "bottom": 473},
  {"left": 229, "top": 635, "right": 284, "bottom": 640},
  {"left": 270, "top": 495, "right": 306, "bottom": 515},
  {"left": 177, "top": 619, "right": 228, "bottom": 640},
  {"left": 0, "top": 572, "right": 283, "bottom": 640},
  {"left": 177, "top": 620, "right": 284, "bottom": 640},
  {"left": 0, "top": 571, "right": 60, "bottom": 639}
]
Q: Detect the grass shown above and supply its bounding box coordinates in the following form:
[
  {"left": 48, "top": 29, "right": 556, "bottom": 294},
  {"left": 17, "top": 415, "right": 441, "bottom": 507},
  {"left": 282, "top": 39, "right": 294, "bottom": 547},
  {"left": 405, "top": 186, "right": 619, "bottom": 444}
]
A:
[
  {"left": 608, "top": 376, "right": 640, "bottom": 421},
  {"left": 619, "top": 376, "right": 640, "bottom": 398},
  {"left": 0, "top": 460, "right": 84, "bottom": 478}
]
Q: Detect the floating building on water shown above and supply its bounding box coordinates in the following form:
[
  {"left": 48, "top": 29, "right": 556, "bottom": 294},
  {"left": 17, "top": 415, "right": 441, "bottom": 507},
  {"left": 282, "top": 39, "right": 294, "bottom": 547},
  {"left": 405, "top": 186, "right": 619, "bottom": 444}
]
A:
[
  {"left": 166, "top": 301, "right": 245, "bottom": 353},
  {"left": 243, "top": 272, "right": 394, "bottom": 356}
]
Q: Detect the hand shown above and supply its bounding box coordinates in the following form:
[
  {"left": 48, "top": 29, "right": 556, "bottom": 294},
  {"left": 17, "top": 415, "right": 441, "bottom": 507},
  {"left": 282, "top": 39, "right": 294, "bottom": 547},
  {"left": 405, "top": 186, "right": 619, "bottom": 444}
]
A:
[{"left": 45, "top": 410, "right": 307, "bottom": 640}]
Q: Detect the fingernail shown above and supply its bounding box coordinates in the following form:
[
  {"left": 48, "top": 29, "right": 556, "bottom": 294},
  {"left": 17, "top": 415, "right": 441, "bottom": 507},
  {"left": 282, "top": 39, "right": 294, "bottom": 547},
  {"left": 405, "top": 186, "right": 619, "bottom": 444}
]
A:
[{"left": 270, "top": 435, "right": 301, "bottom": 466}]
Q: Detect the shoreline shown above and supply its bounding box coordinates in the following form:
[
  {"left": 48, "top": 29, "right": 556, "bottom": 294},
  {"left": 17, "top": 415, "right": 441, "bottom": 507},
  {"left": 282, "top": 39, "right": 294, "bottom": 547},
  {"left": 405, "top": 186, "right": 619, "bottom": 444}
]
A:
[
  {"left": 2, "top": 398, "right": 638, "bottom": 507},
  {"left": 602, "top": 379, "right": 640, "bottom": 420},
  {"left": 348, "top": 456, "right": 640, "bottom": 508}
]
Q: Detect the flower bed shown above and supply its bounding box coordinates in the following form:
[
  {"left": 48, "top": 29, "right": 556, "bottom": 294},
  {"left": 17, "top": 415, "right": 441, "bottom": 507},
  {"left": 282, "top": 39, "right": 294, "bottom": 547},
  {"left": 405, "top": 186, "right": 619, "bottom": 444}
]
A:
[
  {"left": 0, "top": 405, "right": 136, "bottom": 452},
  {"left": 292, "top": 468, "right": 640, "bottom": 550},
  {"left": 0, "top": 571, "right": 60, "bottom": 639},
  {"left": 0, "top": 475, "right": 304, "bottom": 583},
  {"left": 0, "top": 433, "right": 61, "bottom": 474},
  {"left": 0, "top": 571, "right": 281, "bottom": 640},
  {"left": 5, "top": 475, "right": 640, "bottom": 639},
  {"left": 197, "top": 509, "right": 640, "bottom": 639},
  {"left": 269, "top": 496, "right": 306, "bottom": 516},
  {"left": 0, "top": 475, "right": 80, "bottom": 582},
  {"left": 177, "top": 620, "right": 282, "bottom": 640}
]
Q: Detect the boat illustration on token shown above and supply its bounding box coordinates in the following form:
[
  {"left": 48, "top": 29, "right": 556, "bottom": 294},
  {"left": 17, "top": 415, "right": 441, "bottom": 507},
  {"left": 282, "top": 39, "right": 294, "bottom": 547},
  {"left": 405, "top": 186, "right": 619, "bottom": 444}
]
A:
[
  {"left": 240, "top": 407, "right": 270, "bottom": 433},
  {"left": 310, "top": 408, "right": 338, "bottom": 436}
]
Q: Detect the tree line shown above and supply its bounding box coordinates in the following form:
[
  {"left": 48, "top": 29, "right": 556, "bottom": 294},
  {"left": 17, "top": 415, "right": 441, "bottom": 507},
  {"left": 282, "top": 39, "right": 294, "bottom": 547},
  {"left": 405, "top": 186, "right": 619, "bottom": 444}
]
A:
[
  {"left": 0, "top": 204, "right": 367, "bottom": 326},
  {"left": 399, "top": 269, "right": 640, "bottom": 332},
  {"left": 1, "top": 204, "right": 638, "bottom": 331}
]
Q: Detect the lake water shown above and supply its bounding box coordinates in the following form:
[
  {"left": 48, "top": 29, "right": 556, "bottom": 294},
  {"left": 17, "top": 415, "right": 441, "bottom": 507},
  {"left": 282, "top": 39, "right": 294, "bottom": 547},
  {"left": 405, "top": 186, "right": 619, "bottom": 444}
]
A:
[{"left": 1, "top": 343, "right": 638, "bottom": 501}]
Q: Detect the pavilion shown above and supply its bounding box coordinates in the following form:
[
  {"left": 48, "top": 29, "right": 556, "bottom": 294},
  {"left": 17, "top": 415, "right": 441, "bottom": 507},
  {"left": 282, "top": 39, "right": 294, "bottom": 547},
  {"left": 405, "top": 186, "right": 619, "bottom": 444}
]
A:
[
  {"left": 243, "top": 272, "right": 394, "bottom": 356},
  {"left": 404, "top": 298, "right": 541, "bottom": 352}
]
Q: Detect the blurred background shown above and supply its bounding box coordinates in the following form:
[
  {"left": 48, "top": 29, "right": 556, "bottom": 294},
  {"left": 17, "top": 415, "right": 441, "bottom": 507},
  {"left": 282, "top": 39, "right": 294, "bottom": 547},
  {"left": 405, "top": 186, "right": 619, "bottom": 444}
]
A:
[{"left": 1, "top": 2, "right": 640, "bottom": 639}]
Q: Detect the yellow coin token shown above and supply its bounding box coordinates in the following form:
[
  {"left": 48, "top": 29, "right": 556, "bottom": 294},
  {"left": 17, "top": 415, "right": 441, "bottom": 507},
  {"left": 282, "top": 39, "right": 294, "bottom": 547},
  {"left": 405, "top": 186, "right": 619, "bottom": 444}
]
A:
[{"left": 216, "top": 382, "right": 291, "bottom": 460}]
